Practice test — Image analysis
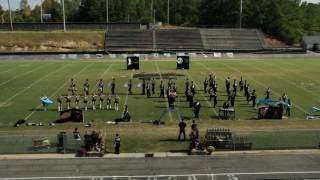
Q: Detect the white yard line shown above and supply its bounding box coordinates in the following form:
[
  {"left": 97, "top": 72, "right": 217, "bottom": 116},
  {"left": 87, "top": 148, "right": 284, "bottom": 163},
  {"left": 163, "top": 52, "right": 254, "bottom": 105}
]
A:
[
  {"left": 123, "top": 70, "right": 134, "bottom": 107},
  {"left": 1, "top": 64, "right": 70, "bottom": 108},
  {"left": 155, "top": 60, "right": 173, "bottom": 121},
  {"left": 184, "top": 70, "right": 219, "bottom": 117},
  {"left": 24, "top": 63, "right": 94, "bottom": 120},
  {"left": 0, "top": 63, "right": 49, "bottom": 87},
  {"left": 240, "top": 61, "right": 320, "bottom": 104},
  {"left": 0, "top": 65, "right": 26, "bottom": 75},
  {"left": 256, "top": 60, "right": 320, "bottom": 102},
  {"left": 216, "top": 61, "right": 309, "bottom": 114},
  {"left": 267, "top": 60, "right": 320, "bottom": 84},
  {"left": 1, "top": 171, "right": 320, "bottom": 180}
]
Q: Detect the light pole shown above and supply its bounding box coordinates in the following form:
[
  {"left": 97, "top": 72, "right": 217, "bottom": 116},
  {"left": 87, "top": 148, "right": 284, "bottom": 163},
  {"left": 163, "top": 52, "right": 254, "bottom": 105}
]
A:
[
  {"left": 40, "top": 0, "right": 43, "bottom": 23},
  {"left": 61, "top": 0, "right": 66, "bottom": 32},
  {"left": 150, "top": 0, "right": 153, "bottom": 23},
  {"left": 106, "top": 0, "right": 109, "bottom": 23},
  {"left": 239, "top": 0, "right": 243, "bottom": 29},
  {"left": 7, "top": 0, "right": 13, "bottom": 31},
  {"left": 167, "top": 0, "right": 170, "bottom": 24}
]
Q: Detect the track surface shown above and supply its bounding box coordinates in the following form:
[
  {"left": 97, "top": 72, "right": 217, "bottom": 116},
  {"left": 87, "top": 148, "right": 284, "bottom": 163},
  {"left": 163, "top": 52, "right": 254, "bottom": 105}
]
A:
[{"left": 0, "top": 153, "right": 320, "bottom": 179}]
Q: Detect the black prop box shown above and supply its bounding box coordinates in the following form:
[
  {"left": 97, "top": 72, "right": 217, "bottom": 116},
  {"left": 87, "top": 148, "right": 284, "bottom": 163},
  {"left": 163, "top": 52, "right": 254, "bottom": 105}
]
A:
[
  {"left": 177, "top": 56, "right": 190, "bottom": 69},
  {"left": 57, "top": 109, "right": 84, "bottom": 123},
  {"left": 127, "top": 56, "right": 139, "bottom": 70}
]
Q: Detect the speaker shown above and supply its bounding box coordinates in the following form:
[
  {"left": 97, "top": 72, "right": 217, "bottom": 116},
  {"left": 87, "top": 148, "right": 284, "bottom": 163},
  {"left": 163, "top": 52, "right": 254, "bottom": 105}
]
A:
[
  {"left": 177, "top": 56, "right": 189, "bottom": 69},
  {"left": 127, "top": 56, "right": 139, "bottom": 70}
]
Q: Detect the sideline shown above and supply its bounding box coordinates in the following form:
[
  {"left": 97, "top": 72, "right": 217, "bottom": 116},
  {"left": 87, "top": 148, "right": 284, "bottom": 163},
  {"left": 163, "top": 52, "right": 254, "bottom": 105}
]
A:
[{"left": 0, "top": 149, "right": 319, "bottom": 160}]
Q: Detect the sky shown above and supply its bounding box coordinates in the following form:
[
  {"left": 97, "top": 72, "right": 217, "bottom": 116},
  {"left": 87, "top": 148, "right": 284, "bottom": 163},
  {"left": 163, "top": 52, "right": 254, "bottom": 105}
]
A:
[{"left": 0, "top": 0, "right": 320, "bottom": 10}]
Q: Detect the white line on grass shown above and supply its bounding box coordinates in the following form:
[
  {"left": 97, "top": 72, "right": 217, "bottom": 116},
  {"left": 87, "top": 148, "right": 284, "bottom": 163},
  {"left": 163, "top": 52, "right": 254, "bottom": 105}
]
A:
[
  {"left": 0, "top": 65, "right": 27, "bottom": 75},
  {"left": 155, "top": 60, "right": 173, "bottom": 121},
  {"left": 0, "top": 63, "right": 50, "bottom": 87},
  {"left": 1, "top": 63, "right": 70, "bottom": 108},
  {"left": 184, "top": 70, "right": 219, "bottom": 117},
  {"left": 239, "top": 61, "right": 320, "bottom": 104},
  {"left": 1, "top": 171, "right": 320, "bottom": 180},
  {"left": 216, "top": 61, "right": 309, "bottom": 114},
  {"left": 123, "top": 70, "right": 134, "bottom": 109},
  {"left": 24, "top": 63, "right": 94, "bottom": 120}
]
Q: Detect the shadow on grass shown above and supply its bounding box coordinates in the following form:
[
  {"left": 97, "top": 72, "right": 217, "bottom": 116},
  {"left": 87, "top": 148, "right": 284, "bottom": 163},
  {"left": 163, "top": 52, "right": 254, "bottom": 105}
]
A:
[
  {"left": 209, "top": 115, "right": 221, "bottom": 119},
  {"left": 30, "top": 108, "right": 57, "bottom": 112}
]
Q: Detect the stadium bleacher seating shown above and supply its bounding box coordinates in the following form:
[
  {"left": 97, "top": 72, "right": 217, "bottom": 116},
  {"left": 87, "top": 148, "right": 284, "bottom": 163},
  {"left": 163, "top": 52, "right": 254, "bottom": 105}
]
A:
[
  {"left": 200, "top": 29, "right": 264, "bottom": 50},
  {"left": 105, "top": 30, "right": 153, "bottom": 51},
  {"left": 156, "top": 29, "right": 204, "bottom": 51},
  {"left": 105, "top": 28, "right": 265, "bottom": 52}
]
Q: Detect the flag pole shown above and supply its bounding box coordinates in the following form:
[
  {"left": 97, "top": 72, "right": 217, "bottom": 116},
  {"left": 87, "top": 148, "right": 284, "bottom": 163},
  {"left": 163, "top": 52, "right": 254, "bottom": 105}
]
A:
[
  {"left": 61, "top": 0, "right": 66, "bottom": 32},
  {"left": 7, "top": 0, "right": 13, "bottom": 31}
]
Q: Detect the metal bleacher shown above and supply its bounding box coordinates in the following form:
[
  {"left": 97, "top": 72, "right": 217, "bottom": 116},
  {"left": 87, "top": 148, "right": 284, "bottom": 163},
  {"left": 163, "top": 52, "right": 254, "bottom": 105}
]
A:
[
  {"left": 105, "top": 28, "right": 265, "bottom": 52},
  {"left": 105, "top": 30, "right": 153, "bottom": 52},
  {"left": 200, "top": 29, "right": 264, "bottom": 51},
  {"left": 156, "top": 29, "right": 204, "bottom": 51}
]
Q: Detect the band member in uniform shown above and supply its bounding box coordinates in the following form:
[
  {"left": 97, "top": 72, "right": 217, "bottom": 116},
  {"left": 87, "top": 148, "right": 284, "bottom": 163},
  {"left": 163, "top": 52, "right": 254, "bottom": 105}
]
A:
[
  {"left": 106, "top": 94, "right": 112, "bottom": 110},
  {"left": 193, "top": 101, "right": 201, "bottom": 118},
  {"left": 99, "top": 95, "right": 104, "bottom": 110},
  {"left": 111, "top": 78, "right": 116, "bottom": 95},
  {"left": 92, "top": 94, "right": 97, "bottom": 110},
  {"left": 209, "top": 74, "right": 214, "bottom": 88},
  {"left": 209, "top": 87, "right": 214, "bottom": 101},
  {"left": 185, "top": 78, "right": 189, "bottom": 95},
  {"left": 69, "top": 78, "right": 77, "bottom": 95},
  {"left": 83, "top": 79, "right": 90, "bottom": 96},
  {"left": 98, "top": 79, "right": 104, "bottom": 94},
  {"left": 190, "top": 81, "right": 195, "bottom": 95},
  {"left": 225, "top": 77, "right": 230, "bottom": 93},
  {"left": 239, "top": 76, "right": 244, "bottom": 92},
  {"left": 233, "top": 80, "right": 237, "bottom": 96},
  {"left": 286, "top": 99, "right": 291, "bottom": 117},
  {"left": 227, "top": 86, "right": 231, "bottom": 101},
  {"left": 128, "top": 79, "right": 132, "bottom": 95},
  {"left": 222, "top": 101, "right": 230, "bottom": 118},
  {"left": 122, "top": 104, "right": 131, "bottom": 121},
  {"left": 265, "top": 88, "right": 271, "bottom": 99},
  {"left": 230, "top": 92, "right": 236, "bottom": 107},
  {"left": 114, "top": 95, "right": 120, "bottom": 111},
  {"left": 66, "top": 95, "right": 71, "bottom": 109},
  {"left": 178, "top": 119, "right": 187, "bottom": 141},
  {"left": 142, "top": 79, "right": 146, "bottom": 95},
  {"left": 160, "top": 80, "right": 165, "bottom": 98},
  {"left": 188, "top": 90, "right": 194, "bottom": 108},
  {"left": 57, "top": 95, "right": 63, "bottom": 112},
  {"left": 83, "top": 95, "right": 88, "bottom": 111},
  {"left": 75, "top": 95, "right": 80, "bottom": 109},
  {"left": 146, "top": 82, "right": 151, "bottom": 98},
  {"left": 168, "top": 79, "right": 172, "bottom": 89},
  {"left": 213, "top": 92, "right": 218, "bottom": 108},
  {"left": 168, "top": 89, "right": 177, "bottom": 109},
  {"left": 213, "top": 82, "right": 218, "bottom": 93},
  {"left": 246, "top": 87, "right": 251, "bottom": 104},
  {"left": 114, "top": 133, "right": 121, "bottom": 154},
  {"left": 244, "top": 80, "right": 248, "bottom": 96},
  {"left": 282, "top": 93, "right": 288, "bottom": 102},
  {"left": 151, "top": 78, "right": 155, "bottom": 94},
  {"left": 251, "top": 89, "right": 257, "bottom": 108},
  {"left": 203, "top": 78, "right": 209, "bottom": 93}
]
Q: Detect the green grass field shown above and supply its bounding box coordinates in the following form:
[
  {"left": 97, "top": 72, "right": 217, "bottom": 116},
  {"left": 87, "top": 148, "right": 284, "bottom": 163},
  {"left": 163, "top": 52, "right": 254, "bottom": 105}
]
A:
[{"left": 0, "top": 57, "right": 320, "bottom": 153}]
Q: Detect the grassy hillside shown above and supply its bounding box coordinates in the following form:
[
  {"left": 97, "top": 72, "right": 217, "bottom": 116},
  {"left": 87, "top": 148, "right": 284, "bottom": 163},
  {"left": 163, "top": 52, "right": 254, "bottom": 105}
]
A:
[{"left": 0, "top": 31, "right": 105, "bottom": 52}]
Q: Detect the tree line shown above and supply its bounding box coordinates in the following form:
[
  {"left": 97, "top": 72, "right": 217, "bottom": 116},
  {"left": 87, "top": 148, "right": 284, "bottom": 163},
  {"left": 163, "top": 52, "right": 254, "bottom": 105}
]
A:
[{"left": 0, "top": 0, "right": 320, "bottom": 44}]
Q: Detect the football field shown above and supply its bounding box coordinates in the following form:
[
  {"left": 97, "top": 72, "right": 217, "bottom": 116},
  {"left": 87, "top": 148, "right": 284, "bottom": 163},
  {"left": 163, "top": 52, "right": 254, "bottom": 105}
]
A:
[{"left": 0, "top": 57, "right": 320, "bottom": 152}]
